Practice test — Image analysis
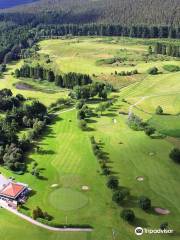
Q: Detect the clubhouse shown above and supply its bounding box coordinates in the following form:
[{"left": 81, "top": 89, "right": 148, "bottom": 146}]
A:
[{"left": 0, "top": 174, "right": 31, "bottom": 208}]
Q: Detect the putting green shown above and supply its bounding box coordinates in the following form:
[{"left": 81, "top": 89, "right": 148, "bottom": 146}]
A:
[{"left": 49, "top": 188, "right": 88, "bottom": 211}]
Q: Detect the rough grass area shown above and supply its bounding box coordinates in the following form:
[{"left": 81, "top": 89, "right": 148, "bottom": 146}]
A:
[{"left": 39, "top": 37, "right": 179, "bottom": 76}]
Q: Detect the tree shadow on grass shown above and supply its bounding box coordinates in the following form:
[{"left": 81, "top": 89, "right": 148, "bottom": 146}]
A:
[
  {"left": 86, "top": 118, "right": 97, "bottom": 124},
  {"left": 37, "top": 175, "right": 48, "bottom": 181},
  {"left": 29, "top": 190, "right": 37, "bottom": 197},
  {"left": 38, "top": 149, "right": 56, "bottom": 155},
  {"left": 85, "top": 126, "right": 95, "bottom": 132},
  {"left": 26, "top": 157, "right": 35, "bottom": 165},
  {"left": 130, "top": 217, "right": 149, "bottom": 228},
  {"left": 102, "top": 112, "right": 117, "bottom": 117},
  {"left": 109, "top": 106, "right": 120, "bottom": 111},
  {"left": 21, "top": 205, "right": 30, "bottom": 211}
]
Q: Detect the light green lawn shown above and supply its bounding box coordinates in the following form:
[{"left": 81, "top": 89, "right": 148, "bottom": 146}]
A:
[
  {"left": 39, "top": 37, "right": 180, "bottom": 75},
  {"left": 148, "top": 115, "right": 180, "bottom": 137}
]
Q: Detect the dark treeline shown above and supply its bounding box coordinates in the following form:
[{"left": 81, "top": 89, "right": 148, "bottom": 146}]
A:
[
  {"left": 15, "top": 64, "right": 92, "bottom": 89},
  {"left": 36, "top": 24, "right": 180, "bottom": 39},
  {"left": 1, "top": 0, "right": 179, "bottom": 26},
  {"left": 154, "top": 42, "right": 180, "bottom": 57},
  {"left": 0, "top": 88, "right": 49, "bottom": 172}
]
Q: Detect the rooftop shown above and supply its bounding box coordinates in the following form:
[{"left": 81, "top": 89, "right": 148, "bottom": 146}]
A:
[{"left": 0, "top": 182, "right": 25, "bottom": 199}]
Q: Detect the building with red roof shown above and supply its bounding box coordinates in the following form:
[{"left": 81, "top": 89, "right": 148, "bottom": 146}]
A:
[
  {"left": 0, "top": 182, "right": 26, "bottom": 200},
  {"left": 0, "top": 174, "right": 31, "bottom": 205}
]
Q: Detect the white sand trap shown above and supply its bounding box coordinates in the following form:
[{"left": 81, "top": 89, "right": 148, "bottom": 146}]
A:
[
  {"left": 82, "top": 186, "right": 89, "bottom": 191},
  {"left": 136, "top": 176, "right": 144, "bottom": 182},
  {"left": 51, "top": 184, "right": 59, "bottom": 188},
  {"left": 154, "top": 208, "right": 170, "bottom": 215},
  {"left": 149, "top": 152, "right": 156, "bottom": 156},
  {"left": 113, "top": 119, "right": 117, "bottom": 124}
]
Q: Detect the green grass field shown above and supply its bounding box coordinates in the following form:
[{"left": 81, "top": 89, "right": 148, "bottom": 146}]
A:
[
  {"left": 39, "top": 37, "right": 179, "bottom": 76},
  {"left": 0, "top": 36, "right": 180, "bottom": 240}
]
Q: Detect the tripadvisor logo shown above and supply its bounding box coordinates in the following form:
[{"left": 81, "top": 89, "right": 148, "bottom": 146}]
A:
[
  {"left": 135, "top": 227, "right": 144, "bottom": 236},
  {"left": 135, "top": 227, "right": 174, "bottom": 236}
]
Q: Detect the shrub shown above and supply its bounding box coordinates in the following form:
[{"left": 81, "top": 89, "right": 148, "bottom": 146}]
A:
[
  {"left": 160, "top": 222, "right": 168, "bottom": 230},
  {"left": 77, "top": 109, "right": 86, "bottom": 120},
  {"left": 76, "top": 100, "right": 85, "bottom": 109},
  {"left": 107, "top": 176, "right": 119, "bottom": 189},
  {"left": 155, "top": 106, "right": 163, "bottom": 115},
  {"left": 144, "top": 126, "right": 156, "bottom": 136},
  {"left": 139, "top": 196, "right": 151, "bottom": 210},
  {"left": 127, "top": 113, "right": 145, "bottom": 131},
  {"left": 102, "top": 167, "right": 111, "bottom": 176},
  {"left": 120, "top": 209, "right": 135, "bottom": 222},
  {"left": 169, "top": 148, "right": 180, "bottom": 164},
  {"left": 112, "top": 189, "right": 129, "bottom": 205},
  {"left": 147, "top": 67, "right": 158, "bottom": 75}
]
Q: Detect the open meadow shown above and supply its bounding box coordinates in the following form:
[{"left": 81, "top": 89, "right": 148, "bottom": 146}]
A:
[{"left": 0, "top": 37, "right": 180, "bottom": 240}]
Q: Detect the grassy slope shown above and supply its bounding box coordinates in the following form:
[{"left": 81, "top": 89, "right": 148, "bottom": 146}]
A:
[{"left": 39, "top": 37, "right": 179, "bottom": 76}]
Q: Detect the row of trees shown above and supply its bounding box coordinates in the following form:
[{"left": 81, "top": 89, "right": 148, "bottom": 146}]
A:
[
  {"left": 154, "top": 43, "right": 180, "bottom": 57},
  {"left": 15, "top": 64, "right": 92, "bottom": 89},
  {"left": 36, "top": 24, "right": 180, "bottom": 39}
]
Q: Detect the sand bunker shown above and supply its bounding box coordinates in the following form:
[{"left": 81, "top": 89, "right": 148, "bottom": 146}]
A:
[
  {"left": 15, "top": 82, "right": 35, "bottom": 91},
  {"left": 81, "top": 186, "right": 89, "bottom": 191},
  {"left": 51, "top": 184, "right": 59, "bottom": 188},
  {"left": 136, "top": 176, "right": 144, "bottom": 182},
  {"left": 149, "top": 152, "right": 155, "bottom": 156},
  {"left": 154, "top": 208, "right": 170, "bottom": 215}
]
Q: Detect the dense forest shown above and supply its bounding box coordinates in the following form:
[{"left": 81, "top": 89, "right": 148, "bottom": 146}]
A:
[{"left": 1, "top": 0, "right": 180, "bottom": 26}]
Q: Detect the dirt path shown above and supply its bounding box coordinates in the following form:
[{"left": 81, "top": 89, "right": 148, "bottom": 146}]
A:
[
  {"left": 128, "top": 91, "right": 180, "bottom": 115},
  {"left": 128, "top": 96, "right": 149, "bottom": 115},
  {"left": 1, "top": 202, "right": 92, "bottom": 232}
]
